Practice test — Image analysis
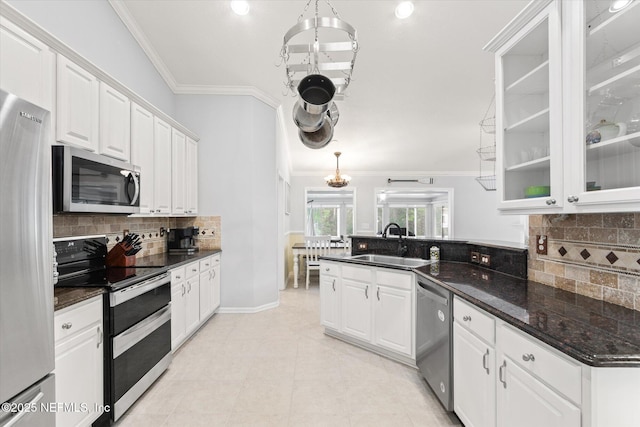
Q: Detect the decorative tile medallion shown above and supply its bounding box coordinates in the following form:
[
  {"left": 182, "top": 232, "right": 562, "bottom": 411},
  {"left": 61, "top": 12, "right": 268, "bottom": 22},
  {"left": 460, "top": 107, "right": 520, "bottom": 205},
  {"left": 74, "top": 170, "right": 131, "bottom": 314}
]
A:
[
  {"left": 580, "top": 249, "right": 591, "bottom": 260},
  {"left": 558, "top": 246, "right": 567, "bottom": 256},
  {"left": 606, "top": 251, "right": 619, "bottom": 265}
]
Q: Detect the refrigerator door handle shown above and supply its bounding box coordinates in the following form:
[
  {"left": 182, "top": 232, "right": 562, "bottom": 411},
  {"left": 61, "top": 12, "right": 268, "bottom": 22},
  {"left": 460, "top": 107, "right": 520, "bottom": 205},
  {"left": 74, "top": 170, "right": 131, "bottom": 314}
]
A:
[{"left": 2, "top": 391, "right": 45, "bottom": 427}]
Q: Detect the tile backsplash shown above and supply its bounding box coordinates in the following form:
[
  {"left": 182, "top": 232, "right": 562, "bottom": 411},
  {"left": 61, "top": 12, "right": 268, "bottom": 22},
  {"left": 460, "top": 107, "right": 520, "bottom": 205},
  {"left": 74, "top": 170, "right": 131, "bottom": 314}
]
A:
[
  {"left": 529, "top": 213, "right": 640, "bottom": 311},
  {"left": 53, "top": 215, "right": 221, "bottom": 257}
]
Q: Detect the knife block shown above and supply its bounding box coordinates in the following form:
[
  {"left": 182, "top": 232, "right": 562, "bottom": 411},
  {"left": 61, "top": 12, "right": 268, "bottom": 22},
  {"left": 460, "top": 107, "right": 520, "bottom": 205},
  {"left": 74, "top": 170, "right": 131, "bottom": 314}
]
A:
[{"left": 106, "top": 243, "right": 136, "bottom": 267}]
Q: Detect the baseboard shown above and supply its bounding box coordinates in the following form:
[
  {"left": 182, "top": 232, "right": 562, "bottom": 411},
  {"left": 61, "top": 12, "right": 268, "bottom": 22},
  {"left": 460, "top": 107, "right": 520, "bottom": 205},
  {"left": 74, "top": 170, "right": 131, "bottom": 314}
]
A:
[{"left": 217, "top": 299, "right": 280, "bottom": 314}]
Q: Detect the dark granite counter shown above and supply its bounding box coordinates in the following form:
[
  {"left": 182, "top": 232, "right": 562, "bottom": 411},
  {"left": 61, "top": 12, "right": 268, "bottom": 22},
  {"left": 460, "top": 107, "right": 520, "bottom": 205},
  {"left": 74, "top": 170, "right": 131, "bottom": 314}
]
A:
[
  {"left": 133, "top": 249, "right": 221, "bottom": 268},
  {"left": 414, "top": 262, "right": 640, "bottom": 367},
  {"left": 54, "top": 287, "right": 105, "bottom": 311}
]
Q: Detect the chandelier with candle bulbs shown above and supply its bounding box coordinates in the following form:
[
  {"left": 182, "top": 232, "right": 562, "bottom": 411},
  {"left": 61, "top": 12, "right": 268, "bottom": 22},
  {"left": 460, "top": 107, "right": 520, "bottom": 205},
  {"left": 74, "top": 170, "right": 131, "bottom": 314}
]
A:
[{"left": 325, "top": 152, "right": 351, "bottom": 188}]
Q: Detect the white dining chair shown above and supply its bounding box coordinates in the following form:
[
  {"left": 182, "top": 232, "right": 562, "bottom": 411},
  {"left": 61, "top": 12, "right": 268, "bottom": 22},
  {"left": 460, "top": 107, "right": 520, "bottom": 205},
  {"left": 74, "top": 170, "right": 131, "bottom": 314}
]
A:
[{"left": 304, "top": 235, "right": 331, "bottom": 289}]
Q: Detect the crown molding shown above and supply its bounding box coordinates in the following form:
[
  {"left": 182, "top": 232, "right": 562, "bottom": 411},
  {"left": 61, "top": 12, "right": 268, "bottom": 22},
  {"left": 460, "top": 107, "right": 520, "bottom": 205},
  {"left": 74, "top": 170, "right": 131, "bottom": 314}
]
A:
[
  {"left": 108, "top": 0, "right": 178, "bottom": 91},
  {"left": 173, "top": 84, "right": 281, "bottom": 109},
  {"left": 483, "top": 0, "right": 554, "bottom": 52}
]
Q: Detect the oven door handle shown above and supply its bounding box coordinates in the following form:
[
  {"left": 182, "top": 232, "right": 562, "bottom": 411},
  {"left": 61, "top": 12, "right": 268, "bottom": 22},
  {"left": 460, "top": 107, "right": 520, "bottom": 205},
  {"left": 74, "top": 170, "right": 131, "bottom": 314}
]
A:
[
  {"left": 113, "top": 304, "right": 171, "bottom": 358},
  {"left": 110, "top": 272, "right": 170, "bottom": 307}
]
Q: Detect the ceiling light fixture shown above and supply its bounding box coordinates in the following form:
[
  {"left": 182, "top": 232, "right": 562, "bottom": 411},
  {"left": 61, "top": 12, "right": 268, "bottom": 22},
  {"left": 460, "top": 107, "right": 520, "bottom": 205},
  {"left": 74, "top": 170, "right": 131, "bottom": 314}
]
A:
[
  {"left": 230, "top": 0, "right": 250, "bottom": 16},
  {"left": 395, "top": 1, "right": 415, "bottom": 19},
  {"left": 609, "top": 0, "right": 634, "bottom": 12},
  {"left": 325, "top": 152, "right": 351, "bottom": 188}
]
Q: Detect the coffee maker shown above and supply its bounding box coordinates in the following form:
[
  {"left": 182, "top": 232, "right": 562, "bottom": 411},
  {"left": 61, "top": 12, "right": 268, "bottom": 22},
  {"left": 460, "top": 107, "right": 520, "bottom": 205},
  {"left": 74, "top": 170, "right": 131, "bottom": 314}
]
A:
[{"left": 167, "top": 227, "right": 200, "bottom": 254}]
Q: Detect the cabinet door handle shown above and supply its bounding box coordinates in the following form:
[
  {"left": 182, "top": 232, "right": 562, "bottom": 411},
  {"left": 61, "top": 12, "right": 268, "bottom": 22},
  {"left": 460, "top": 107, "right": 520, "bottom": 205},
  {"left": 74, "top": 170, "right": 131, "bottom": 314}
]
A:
[
  {"left": 181, "top": 283, "right": 185, "bottom": 296},
  {"left": 62, "top": 322, "right": 72, "bottom": 330},
  {"left": 499, "top": 360, "right": 507, "bottom": 389},
  {"left": 463, "top": 315, "right": 472, "bottom": 322},
  {"left": 332, "top": 279, "right": 335, "bottom": 292},
  {"left": 545, "top": 198, "right": 556, "bottom": 205},
  {"left": 483, "top": 349, "right": 490, "bottom": 374},
  {"left": 567, "top": 195, "right": 579, "bottom": 203},
  {"left": 365, "top": 285, "right": 368, "bottom": 299},
  {"left": 212, "top": 269, "right": 216, "bottom": 279},
  {"left": 522, "top": 353, "right": 535, "bottom": 362},
  {"left": 376, "top": 287, "right": 380, "bottom": 301},
  {"left": 187, "top": 282, "right": 191, "bottom": 292},
  {"left": 97, "top": 326, "right": 103, "bottom": 348}
]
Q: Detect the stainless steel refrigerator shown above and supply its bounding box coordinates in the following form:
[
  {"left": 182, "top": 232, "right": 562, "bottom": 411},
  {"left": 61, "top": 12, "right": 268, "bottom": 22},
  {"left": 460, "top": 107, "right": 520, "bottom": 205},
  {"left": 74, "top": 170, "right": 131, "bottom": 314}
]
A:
[{"left": 0, "top": 89, "right": 56, "bottom": 426}]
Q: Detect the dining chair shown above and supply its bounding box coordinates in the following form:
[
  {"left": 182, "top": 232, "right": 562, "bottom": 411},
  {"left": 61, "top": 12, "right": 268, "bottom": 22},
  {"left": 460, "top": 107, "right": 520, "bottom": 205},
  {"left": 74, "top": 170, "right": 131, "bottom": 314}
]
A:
[
  {"left": 304, "top": 235, "right": 331, "bottom": 289},
  {"left": 342, "top": 236, "right": 351, "bottom": 255}
]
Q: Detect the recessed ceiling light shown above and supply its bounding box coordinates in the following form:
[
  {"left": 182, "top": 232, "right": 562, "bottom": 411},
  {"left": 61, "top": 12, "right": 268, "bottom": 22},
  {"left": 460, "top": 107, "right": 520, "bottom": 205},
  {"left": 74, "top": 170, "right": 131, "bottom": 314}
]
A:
[
  {"left": 231, "top": 0, "right": 250, "bottom": 16},
  {"left": 395, "top": 1, "right": 415, "bottom": 19},
  {"left": 609, "top": 0, "right": 633, "bottom": 12}
]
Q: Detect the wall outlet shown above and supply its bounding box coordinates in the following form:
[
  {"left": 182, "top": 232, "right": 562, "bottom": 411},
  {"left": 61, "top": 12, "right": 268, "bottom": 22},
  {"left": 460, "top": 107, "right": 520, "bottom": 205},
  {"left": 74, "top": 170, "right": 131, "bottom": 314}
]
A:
[
  {"left": 480, "top": 254, "right": 491, "bottom": 266},
  {"left": 536, "top": 235, "right": 548, "bottom": 255},
  {"left": 357, "top": 242, "right": 368, "bottom": 250},
  {"left": 123, "top": 229, "right": 129, "bottom": 238},
  {"left": 470, "top": 251, "right": 480, "bottom": 263}
]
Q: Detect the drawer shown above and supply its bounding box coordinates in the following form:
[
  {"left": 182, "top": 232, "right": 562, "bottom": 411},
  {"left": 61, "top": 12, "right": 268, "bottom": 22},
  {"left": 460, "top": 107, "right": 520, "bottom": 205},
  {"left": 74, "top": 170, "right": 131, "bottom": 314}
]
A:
[
  {"left": 211, "top": 254, "right": 220, "bottom": 265},
  {"left": 499, "top": 323, "right": 582, "bottom": 405},
  {"left": 185, "top": 262, "right": 200, "bottom": 279},
  {"left": 199, "top": 257, "right": 212, "bottom": 271},
  {"left": 320, "top": 262, "right": 339, "bottom": 276},
  {"left": 342, "top": 264, "right": 372, "bottom": 282},
  {"left": 171, "top": 266, "right": 186, "bottom": 283},
  {"left": 54, "top": 295, "right": 102, "bottom": 343},
  {"left": 454, "top": 297, "right": 495, "bottom": 345},
  {"left": 376, "top": 269, "right": 412, "bottom": 290}
]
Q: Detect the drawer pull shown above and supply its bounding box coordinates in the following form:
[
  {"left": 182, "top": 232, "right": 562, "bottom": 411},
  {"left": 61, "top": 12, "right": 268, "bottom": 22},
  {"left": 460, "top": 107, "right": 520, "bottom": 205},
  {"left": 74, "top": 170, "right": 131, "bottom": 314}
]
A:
[
  {"left": 482, "top": 349, "right": 490, "bottom": 374},
  {"left": 176, "top": 275, "right": 181, "bottom": 280},
  {"left": 192, "top": 268, "right": 197, "bottom": 272},
  {"left": 62, "top": 322, "right": 72, "bottom": 330},
  {"left": 463, "top": 315, "right": 472, "bottom": 322},
  {"left": 499, "top": 360, "right": 507, "bottom": 389},
  {"left": 522, "top": 353, "right": 535, "bottom": 362},
  {"left": 325, "top": 267, "right": 330, "bottom": 271}
]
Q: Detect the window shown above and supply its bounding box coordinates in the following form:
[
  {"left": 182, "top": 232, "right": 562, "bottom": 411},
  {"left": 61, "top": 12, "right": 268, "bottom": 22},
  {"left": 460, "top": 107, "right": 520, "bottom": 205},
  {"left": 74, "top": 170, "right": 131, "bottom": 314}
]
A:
[
  {"left": 375, "top": 188, "right": 453, "bottom": 239},
  {"left": 305, "top": 188, "right": 355, "bottom": 238}
]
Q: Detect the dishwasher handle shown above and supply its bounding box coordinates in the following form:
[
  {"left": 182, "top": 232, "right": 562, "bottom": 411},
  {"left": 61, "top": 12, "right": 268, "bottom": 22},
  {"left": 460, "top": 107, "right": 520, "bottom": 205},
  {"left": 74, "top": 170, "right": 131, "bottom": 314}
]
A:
[{"left": 417, "top": 281, "right": 449, "bottom": 306}]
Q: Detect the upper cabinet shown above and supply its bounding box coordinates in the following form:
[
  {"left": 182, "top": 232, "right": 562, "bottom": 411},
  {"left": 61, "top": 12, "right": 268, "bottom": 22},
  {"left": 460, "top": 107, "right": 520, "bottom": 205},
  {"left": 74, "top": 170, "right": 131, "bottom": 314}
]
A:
[
  {"left": 0, "top": 17, "right": 54, "bottom": 111},
  {"left": 154, "top": 117, "right": 173, "bottom": 215},
  {"left": 485, "top": 0, "right": 640, "bottom": 214},
  {"left": 185, "top": 137, "right": 198, "bottom": 215},
  {"left": 99, "top": 82, "right": 131, "bottom": 162},
  {"left": 171, "top": 128, "right": 187, "bottom": 215},
  {"left": 56, "top": 55, "right": 99, "bottom": 151},
  {"left": 565, "top": 0, "right": 640, "bottom": 210},
  {"left": 131, "top": 102, "right": 155, "bottom": 214}
]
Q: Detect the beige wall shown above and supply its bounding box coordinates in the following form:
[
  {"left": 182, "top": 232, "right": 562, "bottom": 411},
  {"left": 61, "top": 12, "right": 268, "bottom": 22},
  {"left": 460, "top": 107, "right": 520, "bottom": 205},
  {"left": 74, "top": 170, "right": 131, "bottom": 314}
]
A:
[
  {"left": 528, "top": 213, "right": 640, "bottom": 311},
  {"left": 53, "top": 215, "right": 221, "bottom": 258}
]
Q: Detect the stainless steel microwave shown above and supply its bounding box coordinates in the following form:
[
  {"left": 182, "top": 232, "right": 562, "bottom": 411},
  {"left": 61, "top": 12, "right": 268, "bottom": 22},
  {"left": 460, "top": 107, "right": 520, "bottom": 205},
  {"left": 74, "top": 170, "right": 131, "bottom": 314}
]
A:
[{"left": 52, "top": 146, "right": 141, "bottom": 214}]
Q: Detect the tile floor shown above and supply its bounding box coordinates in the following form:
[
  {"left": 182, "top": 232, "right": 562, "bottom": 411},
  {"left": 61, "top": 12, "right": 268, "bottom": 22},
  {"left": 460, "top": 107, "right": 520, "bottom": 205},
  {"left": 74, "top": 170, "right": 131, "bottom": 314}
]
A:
[{"left": 115, "top": 278, "right": 463, "bottom": 427}]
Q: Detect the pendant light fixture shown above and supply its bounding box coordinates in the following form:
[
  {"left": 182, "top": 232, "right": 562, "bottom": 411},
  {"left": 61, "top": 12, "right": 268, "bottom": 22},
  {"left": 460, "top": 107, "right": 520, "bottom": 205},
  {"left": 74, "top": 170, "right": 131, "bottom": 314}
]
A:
[{"left": 325, "top": 152, "right": 351, "bottom": 188}]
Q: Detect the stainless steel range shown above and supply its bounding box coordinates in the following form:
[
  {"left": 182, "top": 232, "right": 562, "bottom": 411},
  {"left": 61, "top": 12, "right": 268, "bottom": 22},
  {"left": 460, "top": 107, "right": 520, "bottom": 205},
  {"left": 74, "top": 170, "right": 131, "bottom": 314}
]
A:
[{"left": 53, "top": 235, "right": 172, "bottom": 422}]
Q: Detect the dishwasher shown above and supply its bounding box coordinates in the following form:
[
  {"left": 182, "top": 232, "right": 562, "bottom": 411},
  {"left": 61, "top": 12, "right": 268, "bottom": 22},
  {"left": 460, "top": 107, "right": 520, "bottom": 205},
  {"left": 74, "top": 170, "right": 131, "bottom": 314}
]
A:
[{"left": 416, "top": 278, "right": 453, "bottom": 411}]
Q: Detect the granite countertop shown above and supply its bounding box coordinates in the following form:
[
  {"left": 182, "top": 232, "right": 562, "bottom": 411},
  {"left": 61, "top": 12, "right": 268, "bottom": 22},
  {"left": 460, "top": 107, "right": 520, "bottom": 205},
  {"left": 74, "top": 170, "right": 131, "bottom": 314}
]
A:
[
  {"left": 54, "top": 249, "right": 222, "bottom": 310},
  {"left": 414, "top": 262, "right": 640, "bottom": 367},
  {"left": 54, "top": 287, "right": 105, "bottom": 311}
]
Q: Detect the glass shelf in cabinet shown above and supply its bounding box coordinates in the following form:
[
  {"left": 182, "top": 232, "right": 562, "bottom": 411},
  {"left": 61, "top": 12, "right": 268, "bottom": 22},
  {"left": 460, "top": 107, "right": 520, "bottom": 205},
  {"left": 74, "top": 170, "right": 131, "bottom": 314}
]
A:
[
  {"left": 505, "top": 156, "right": 550, "bottom": 172},
  {"left": 505, "top": 60, "right": 550, "bottom": 95},
  {"left": 505, "top": 108, "right": 550, "bottom": 133}
]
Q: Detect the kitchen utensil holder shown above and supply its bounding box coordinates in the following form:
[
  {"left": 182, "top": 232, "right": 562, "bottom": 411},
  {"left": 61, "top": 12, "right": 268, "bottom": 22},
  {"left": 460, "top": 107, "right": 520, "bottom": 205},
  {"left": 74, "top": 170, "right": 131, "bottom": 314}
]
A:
[{"left": 106, "top": 243, "right": 136, "bottom": 267}]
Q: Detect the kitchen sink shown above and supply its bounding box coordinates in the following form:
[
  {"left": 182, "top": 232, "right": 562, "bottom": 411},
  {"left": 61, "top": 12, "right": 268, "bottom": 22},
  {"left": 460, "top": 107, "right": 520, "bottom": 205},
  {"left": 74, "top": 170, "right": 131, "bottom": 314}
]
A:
[{"left": 349, "top": 254, "right": 431, "bottom": 268}]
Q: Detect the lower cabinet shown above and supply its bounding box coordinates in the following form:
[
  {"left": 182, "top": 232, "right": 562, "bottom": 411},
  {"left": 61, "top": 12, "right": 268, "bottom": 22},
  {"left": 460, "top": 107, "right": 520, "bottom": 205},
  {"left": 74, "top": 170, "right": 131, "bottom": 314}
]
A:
[
  {"left": 320, "top": 261, "right": 415, "bottom": 362},
  {"left": 170, "top": 255, "right": 221, "bottom": 352},
  {"left": 54, "top": 295, "right": 104, "bottom": 427}
]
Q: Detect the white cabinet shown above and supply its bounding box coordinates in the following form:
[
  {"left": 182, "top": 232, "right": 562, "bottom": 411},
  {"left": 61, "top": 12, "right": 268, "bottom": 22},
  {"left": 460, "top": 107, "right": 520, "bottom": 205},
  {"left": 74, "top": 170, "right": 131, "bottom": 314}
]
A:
[
  {"left": 341, "top": 265, "right": 373, "bottom": 342},
  {"left": 185, "top": 275, "right": 200, "bottom": 336},
  {"left": 54, "top": 296, "right": 104, "bottom": 427},
  {"left": 130, "top": 102, "right": 155, "bottom": 214},
  {"left": 170, "top": 269, "right": 187, "bottom": 351},
  {"left": 153, "top": 117, "right": 172, "bottom": 214},
  {"left": 171, "top": 128, "right": 186, "bottom": 214},
  {"left": 56, "top": 55, "right": 99, "bottom": 151},
  {"left": 453, "top": 298, "right": 496, "bottom": 427},
  {"left": 0, "top": 17, "right": 54, "bottom": 111},
  {"left": 321, "top": 262, "right": 415, "bottom": 362},
  {"left": 185, "top": 137, "right": 198, "bottom": 215},
  {"left": 199, "top": 254, "right": 221, "bottom": 321},
  {"left": 496, "top": 356, "right": 580, "bottom": 427},
  {"left": 486, "top": 0, "right": 640, "bottom": 213},
  {"left": 373, "top": 270, "right": 413, "bottom": 357},
  {"left": 319, "top": 262, "right": 340, "bottom": 330},
  {"left": 99, "top": 82, "right": 130, "bottom": 161}
]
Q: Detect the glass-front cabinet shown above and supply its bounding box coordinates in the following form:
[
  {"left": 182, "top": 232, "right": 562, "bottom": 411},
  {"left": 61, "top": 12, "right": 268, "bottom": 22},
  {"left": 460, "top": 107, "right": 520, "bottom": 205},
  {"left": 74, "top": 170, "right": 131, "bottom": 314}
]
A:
[
  {"left": 487, "top": 0, "right": 639, "bottom": 213},
  {"left": 489, "top": 0, "right": 563, "bottom": 211},
  {"left": 566, "top": 0, "right": 640, "bottom": 209}
]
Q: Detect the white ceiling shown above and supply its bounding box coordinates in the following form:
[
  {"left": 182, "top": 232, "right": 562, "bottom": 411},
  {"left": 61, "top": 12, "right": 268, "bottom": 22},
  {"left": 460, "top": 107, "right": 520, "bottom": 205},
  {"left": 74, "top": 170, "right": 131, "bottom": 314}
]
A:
[{"left": 112, "top": 0, "right": 528, "bottom": 175}]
